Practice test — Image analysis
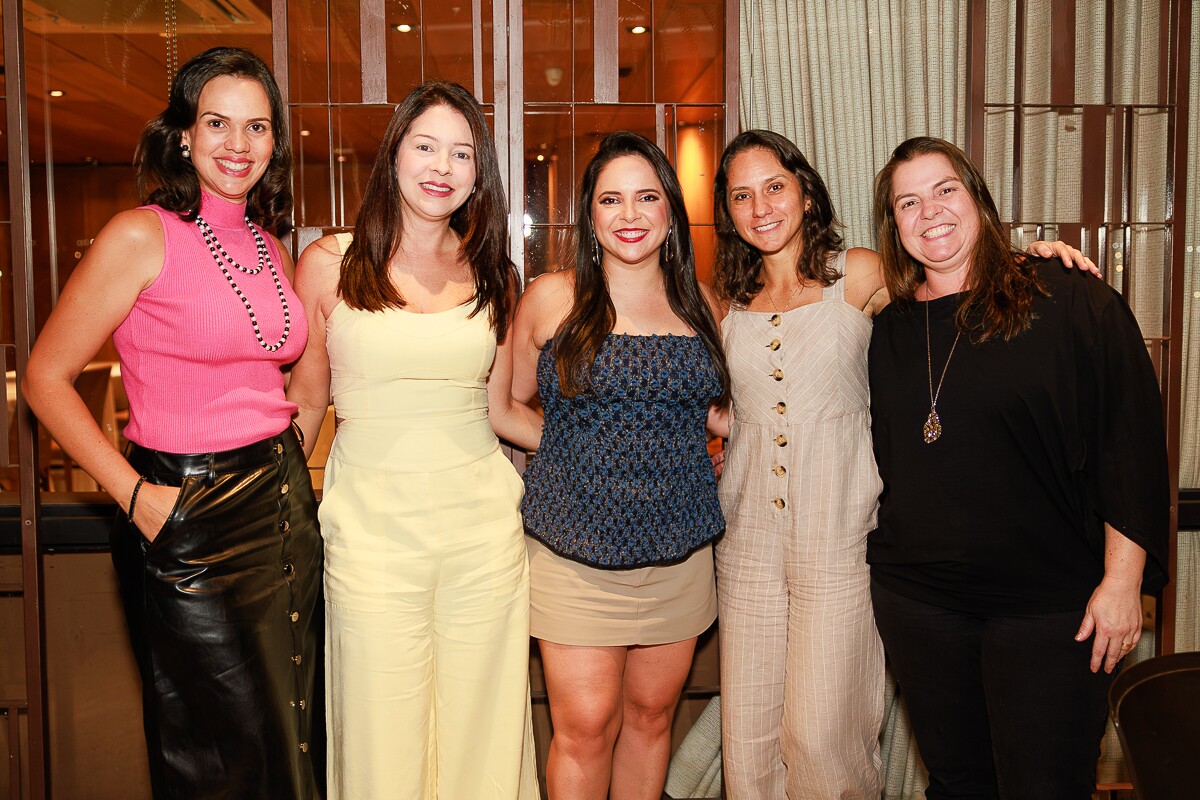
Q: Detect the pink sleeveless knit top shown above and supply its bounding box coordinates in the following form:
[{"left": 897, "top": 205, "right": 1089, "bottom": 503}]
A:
[{"left": 113, "top": 190, "right": 308, "bottom": 453}]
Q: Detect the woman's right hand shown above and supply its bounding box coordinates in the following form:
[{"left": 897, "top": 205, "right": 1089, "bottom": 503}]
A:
[{"left": 132, "top": 483, "right": 184, "bottom": 543}]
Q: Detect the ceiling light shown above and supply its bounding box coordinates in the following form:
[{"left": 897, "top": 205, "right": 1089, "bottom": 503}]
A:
[
  {"left": 48, "top": 89, "right": 65, "bottom": 97},
  {"left": 395, "top": 23, "right": 413, "bottom": 33},
  {"left": 629, "top": 25, "right": 648, "bottom": 35},
  {"left": 300, "top": 130, "right": 311, "bottom": 137},
  {"left": 536, "top": 154, "right": 545, "bottom": 162}
]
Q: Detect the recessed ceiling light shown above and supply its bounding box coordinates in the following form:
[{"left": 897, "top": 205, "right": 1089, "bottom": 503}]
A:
[
  {"left": 395, "top": 23, "right": 413, "bottom": 33},
  {"left": 48, "top": 89, "right": 65, "bottom": 97},
  {"left": 629, "top": 25, "right": 648, "bottom": 35},
  {"left": 536, "top": 154, "right": 545, "bottom": 162},
  {"left": 300, "top": 130, "right": 311, "bottom": 137}
]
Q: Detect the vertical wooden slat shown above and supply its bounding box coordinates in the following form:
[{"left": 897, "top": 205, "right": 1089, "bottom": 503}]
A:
[
  {"left": 1104, "top": 0, "right": 1115, "bottom": 105},
  {"left": 272, "top": 0, "right": 294, "bottom": 252},
  {"left": 1157, "top": 0, "right": 1190, "bottom": 656},
  {"left": 965, "top": 0, "right": 987, "bottom": 164},
  {"left": 655, "top": 104, "right": 666, "bottom": 152},
  {"left": 1012, "top": 0, "right": 1027, "bottom": 226},
  {"left": 724, "top": 0, "right": 741, "bottom": 144},
  {"left": 3, "top": 0, "right": 49, "bottom": 796},
  {"left": 1050, "top": 0, "right": 1076, "bottom": 107},
  {"left": 6, "top": 703, "right": 21, "bottom": 800},
  {"left": 593, "top": 0, "right": 619, "bottom": 103},
  {"left": 472, "top": 0, "right": 483, "bottom": 100},
  {"left": 1121, "top": 108, "right": 1133, "bottom": 297},
  {"left": 360, "top": 0, "right": 388, "bottom": 103},
  {"left": 507, "top": 0, "right": 525, "bottom": 281},
  {"left": 492, "top": 0, "right": 508, "bottom": 189},
  {"left": 1158, "top": 0, "right": 1171, "bottom": 105},
  {"left": 272, "top": 0, "right": 289, "bottom": 106},
  {"left": 1080, "top": 105, "right": 1107, "bottom": 256}
]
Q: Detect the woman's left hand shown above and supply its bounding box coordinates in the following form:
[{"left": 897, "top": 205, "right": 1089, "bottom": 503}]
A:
[
  {"left": 1076, "top": 575, "right": 1143, "bottom": 674},
  {"left": 710, "top": 447, "right": 726, "bottom": 481},
  {"left": 1029, "top": 240, "right": 1101, "bottom": 277}
]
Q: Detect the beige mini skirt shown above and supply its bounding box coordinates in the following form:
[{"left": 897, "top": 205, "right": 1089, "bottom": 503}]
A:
[{"left": 527, "top": 537, "right": 718, "bottom": 647}]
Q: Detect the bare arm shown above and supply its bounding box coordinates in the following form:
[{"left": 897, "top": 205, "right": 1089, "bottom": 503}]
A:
[
  {"left": 285, "top": 236, "right": 341, "bottom": 459},
  {"left": 487, "top": 320, "right": 544, "bottom": 452},
  {"left": 511, "top": 271, "right": 573, "bottom": 406},
  {"left": 846, "top": 241, "right": 1093, "bottom": 318},
  {"left": 1075, "top": 523, "right": 1147, "bottom": 674},
  {"left": 22, "top": 208, "right": 182, "bottom": 537}
]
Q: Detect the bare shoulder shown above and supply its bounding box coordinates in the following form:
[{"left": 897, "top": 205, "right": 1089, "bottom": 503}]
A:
[
  {"left": 86, "top": 208, "right": 165, "bottom": 288},
  {"left": 518, "top": 269, "right": 575, "bottom": 346},
  {"left": 843, "top": 247, "right": 882, "bottom": 278},
  {"left": 521, "top": 268, "right": 574, "bottom": 309},
  {"left": 842, "top": 247, "right": 886, "bottom": 312},
  {"left": 266, "top": 233, "right": 297, "bottom": 282},
  {"left": 99, "top": 208, "right": 164, "bottom": 251},
  {"left": 294, "top": 234, "right": 345, "bottom": 315},
  {"left": 698, "top": 280, "right": 727, "bottom": 323}
]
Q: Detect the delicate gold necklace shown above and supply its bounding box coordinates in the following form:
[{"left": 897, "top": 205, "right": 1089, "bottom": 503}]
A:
[
  {"left": 923, "top": 288, "right": 962, "bottom": 444},
  {"left": 764, "top": 281, "right": 802, "bottom": 313}
]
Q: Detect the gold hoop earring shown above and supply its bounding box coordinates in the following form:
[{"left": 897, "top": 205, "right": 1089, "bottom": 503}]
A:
[
  {"left": 592, "top": 236, "right": 602, "bottom": 266},
  {"left": 663, "top": 225, "right": 674, "bottom": 264}
]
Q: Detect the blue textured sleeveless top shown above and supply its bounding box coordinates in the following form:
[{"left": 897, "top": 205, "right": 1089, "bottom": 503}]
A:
[{"left": 521, "top": 333, "right": 725, "bottom": 568}]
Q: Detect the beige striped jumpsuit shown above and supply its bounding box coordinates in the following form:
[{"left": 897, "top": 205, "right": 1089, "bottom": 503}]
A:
[{"left": 716, "top": 252, "right": 885, "bottom": 799}]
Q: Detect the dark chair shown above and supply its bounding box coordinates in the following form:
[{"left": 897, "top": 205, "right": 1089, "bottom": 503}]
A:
[{"left": 1109, "top": 651, "right": 1200, "bottom": 800}]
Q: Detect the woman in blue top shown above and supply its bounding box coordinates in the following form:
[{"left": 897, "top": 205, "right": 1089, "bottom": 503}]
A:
[{"left": 512, "top": 131, "right": 729, "bottom": 799}]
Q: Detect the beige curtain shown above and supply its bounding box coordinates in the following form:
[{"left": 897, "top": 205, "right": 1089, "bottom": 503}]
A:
[{"left": 739, "top": 0, "right": 966, "bottom": 248}]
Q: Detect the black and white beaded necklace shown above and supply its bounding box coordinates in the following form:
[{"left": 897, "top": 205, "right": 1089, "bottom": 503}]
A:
[{"left": 195, "top": 214, "right": 292, "bottom": 352}]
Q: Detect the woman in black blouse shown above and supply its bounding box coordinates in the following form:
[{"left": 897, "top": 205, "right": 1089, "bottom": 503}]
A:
[{"left": 867, "top": 137, "right": 1168, "bottom": 800}]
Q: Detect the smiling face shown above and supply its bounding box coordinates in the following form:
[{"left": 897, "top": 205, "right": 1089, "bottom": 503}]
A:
[
  {"left": 724, "top": 147, "right": 810, "bottom": 259},
  {"left": 891, "top": 152, "right": 981, "bottom": 281},
  {"left": 591, "top": 154, "right": 672, "bottom": 271},
  {"left": 394, "top": 104, "right": 477, "bottom": 224},
  {"left": 181, "top": 75, "right": 275, "bottom": 205}
]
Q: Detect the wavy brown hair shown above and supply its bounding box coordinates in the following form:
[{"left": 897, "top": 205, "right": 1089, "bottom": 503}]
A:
[
  {"left": 713, "top": 130, "right": 843, "bottom": 305},
  {"left": 339, "top": 81, "right": 517, "bottom": 340},
  {"left": 874, "top": 136, "right": 1046, "bottom": 342},
  {"left": 136, "top": 47, "right": 293, "bottom": 231},
  {"left": 554, "top": 131, "right": 729, "bottom": 402}
]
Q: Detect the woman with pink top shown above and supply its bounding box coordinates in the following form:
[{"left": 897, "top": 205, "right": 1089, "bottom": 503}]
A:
[{"left": 23, "top": 48, "right": 322, "bottom": 799}]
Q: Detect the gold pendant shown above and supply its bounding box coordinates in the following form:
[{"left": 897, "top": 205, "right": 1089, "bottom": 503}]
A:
[{"left": 923, "top": 408, "right": 942, "bottom": 443}]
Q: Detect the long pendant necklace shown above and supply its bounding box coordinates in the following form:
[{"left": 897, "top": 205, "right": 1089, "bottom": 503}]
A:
[
  {"left": 923, "top": 291, "right": 962, "bottom": 444},
  {"left": 196, "top": 215, "right": 292, "bottom": 352}
]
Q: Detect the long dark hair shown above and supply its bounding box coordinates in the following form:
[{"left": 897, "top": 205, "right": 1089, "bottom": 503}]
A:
[
  {"left": 339, "top": 81, "right": 516, "bottom": 340},
  {"left": 136, "top": 47, "right": 292, "bottom": 231},
  {"left": 873, "top": 136, "right": 1045, "bottom": 342},
  {"left": 713, "top": 129, "right": 843, "bottom": 305},
  {"left": 554, "top": 131, "right": 729, "bottom": 401}
]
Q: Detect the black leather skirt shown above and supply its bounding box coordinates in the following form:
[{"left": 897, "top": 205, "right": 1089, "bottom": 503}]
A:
[{"left": 111, "top": 427, "right": 324, "bottom": 799}]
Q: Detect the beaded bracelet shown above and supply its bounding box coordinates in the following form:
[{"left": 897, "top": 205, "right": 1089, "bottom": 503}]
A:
[{"left": 127, "top": 476, "right": 148, "bottom": 523}]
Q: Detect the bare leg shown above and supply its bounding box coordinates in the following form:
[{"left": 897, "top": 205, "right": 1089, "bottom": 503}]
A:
[
  {"left": 539, "top": 640, "right": 627, "bottom": 800},
  {"left": 610, "top": 638, "right": 697, "bottom": 800}
]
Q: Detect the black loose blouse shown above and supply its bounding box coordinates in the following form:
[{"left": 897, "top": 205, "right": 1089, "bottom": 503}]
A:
[{"left": 867, "top": 258, "right": 1169, "bottom": 615}]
